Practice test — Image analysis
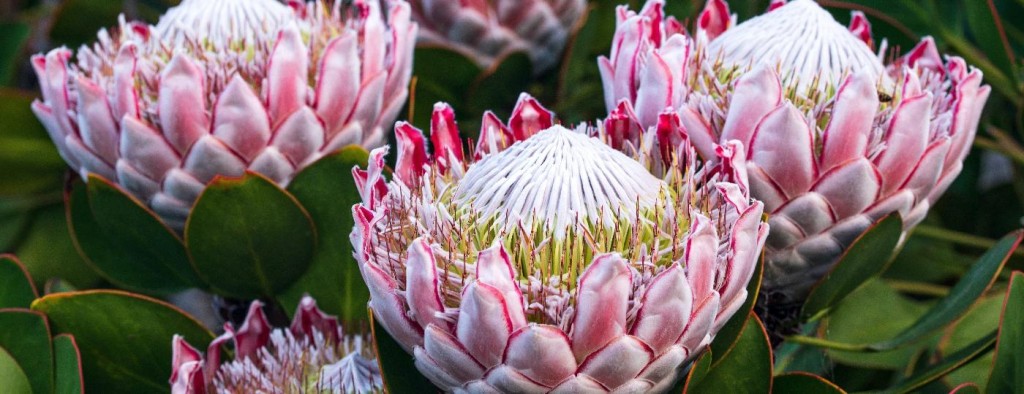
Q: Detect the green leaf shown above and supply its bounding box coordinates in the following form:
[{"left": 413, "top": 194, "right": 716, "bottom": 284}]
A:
[
  {"left": 986, "top": 271, "right": 1024, "bottom": 393},
  {"left": 466, "top": 51, "right": 534, "bottom": 135},
  {"left": 410, "top": 47, "right": 481, "bottom": 129},
  {"left": 0, "top": 345, "right": 31, "bottom": 394},
  {"left": 86, "top": 176, "right": 200, "bottom": 288},
  {"left": 556, "top": 1, "right": 618, "bottom": 124},
  {"left": 370, "top": 308, "right": 435, "bottom": 392},
  {"left": 691, "top": 314, "right": 773, "bottom": 394},
  {"left": 802, "top": 214, "right": 903, "bottom": 321},
  {"left": 187, "top": 172, "right": 316, "bottom": 299},
  {"left": 793, "top": 232, "right": 1024, "bottom": 361},
  {"left": 32, "top": 290, "right": 214, "bottom": 394},
  {"left": 822, "top": 280, "right": 932, "bottom": 369},
  {"left": 772, "top": 372, "right": 845, "bottom": 393},
  {"left": 710, "top": 256, "right": 763, "bottom": 359},
  {"left": 0, "top": 23, "right": 29, "bottom": 87},
  {"left": 681, "top": 350, "right": 713, "bottom": 393},
  {"left": 16, "top": 201, "right": 101, "bottom": 290},
  {"left": 0, "top": 255, "right": 37, "bottom": 309},
  {"left": 889, "top": 329, "right": 996, "bottom": 393},
  {"left": 281, "top": 147, "right": 370, "bottom": 322},
  {"left": 868, "top": 231, "right": 1022, "bottom": 351},
  {"left": 964, "top": 0, "right": 1018, "bottom": 86},
  {"left": 943, "top": 296, "right": 1003, "bottom": 391},
  {"left": 0, "top": 310, "right": 53, "bottom": 394},
  {"left": 54, "top": 334, "right": 84, "bottom": 394},
  {"left": 45, "top": 278, "right": 80, "bottom": 295},
  {"left": 885, "top": 233, "right": 967, "bottom": 283},
  {"left": 0, "top": 197, "right": 32, "bottom": 251},
  {"left": 68, "top": 177, "right": 198, "bottom": 295},
  {"left": 48, "top": 0, "right": 123, "bottom": 48},
  {"left": 0, "top": 89, "right": 65, "bottom": 195}
]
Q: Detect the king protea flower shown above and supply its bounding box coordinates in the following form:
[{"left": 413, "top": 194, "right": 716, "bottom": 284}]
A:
[
  {"left": 171, "top": 296, "right": 382, "bottom": 393},
  {"left": 409, "top": 0, "right": 585, "bottom": 73},
  {"left": 351, "top": 94, "right": 768, "bottom": 392},
  {"left": 600, "top": 0, "right": 989, "bottom": 312},
  {"left": 31, "top": 0, "right": 416, "bottom": 229}
]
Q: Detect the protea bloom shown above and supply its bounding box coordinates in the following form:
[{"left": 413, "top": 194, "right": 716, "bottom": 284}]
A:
[
  {"left": 409, "top": 0, "right": 585, "bottom": 73},
  {"left": 351, "top": 94, "right": 768, "bottom": 392},
  {"left": 32, "top": 0, "right": 416, "bottom": 229},
  {"left": 600, "top": 0, "right": 989, "bottom": 317},
  {"left": 171, "top": 296, "right": 382, "bottom": 393}
]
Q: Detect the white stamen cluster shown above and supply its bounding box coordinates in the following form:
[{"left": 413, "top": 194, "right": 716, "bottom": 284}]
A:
[
  {"left": 456, "top": 126, "right": 667, "bottom": 237},
  {"left": 708, "top": 0, "right": 884, "bottom": 87},
  {"left": 73, "top": 0, "right": 376, "bottom": 124},
  {"left": 155, "top": 0, "right": 295, "bottom": 46},
  {"left": 214, "top": 330, "right": 382, "bottom": 393},
  {"left": 367, "top": 126, "right": 726, "bottom": 326}
]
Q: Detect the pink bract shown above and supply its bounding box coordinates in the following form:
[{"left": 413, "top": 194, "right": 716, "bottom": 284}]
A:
[
  {"left": 32, "top": 0, "right": 416, "bottom": 229},
  {"left": 600, "top": 0, "right": 989, "bottom": 305},
  {"left": 170, "top": 296, "right": 381, "bottom": 393},
  {"left": 409, "top": 0, "right": 585, "bottom": 73},
  {"left": 351, "top": 94, "right": 768, "bottom": 392}
]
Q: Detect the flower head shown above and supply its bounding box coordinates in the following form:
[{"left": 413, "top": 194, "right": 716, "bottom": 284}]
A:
[
  {"left": 600, "top": 0, "right": 989, "bottom": 308},
  {"left": 351, "top": 95, "right": 768, "bottom": 391},
  {"left": 170, "top": 296, "right": 382, "bottom": 394},
  {"left": 32, "top": 0, "right": 416, "bottom": 229},
  {"left": 409, "top": 0, "right": 586, "bottom": 73}
]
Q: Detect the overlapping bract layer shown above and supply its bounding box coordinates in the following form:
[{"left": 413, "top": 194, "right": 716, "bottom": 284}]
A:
[
  {"left": 351, "top": 94, "right": 768, "bottom": 392},
  {"left": 170, "top": 296, "right": 381, "bottom": 394},
  {"left": 600, "top": 0, "right": 989, "bottom": 302},
  {"left": 32, "top": 0, "right": 416, "bottom": 229},
  {"left": 409, "top": 0, "right": 585, "bottom": 73}
]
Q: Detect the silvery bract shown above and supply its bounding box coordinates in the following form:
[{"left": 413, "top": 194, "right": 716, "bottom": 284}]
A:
[
  {"left": 409, "top": 0, "right": 585, "bottom": 73},
  {"left": 32, "top": 0, "right": 416, "bottom": 229},
  {"left": 600, "top": 0, "right": 989, "bottom": 313},
  {"left": 351, "top": 94, "right": 768, "bottom": 392}
]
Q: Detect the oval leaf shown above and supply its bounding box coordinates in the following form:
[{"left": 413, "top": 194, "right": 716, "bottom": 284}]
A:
[
  {"left": 691, "top": 314, "right": 773, "bottom": 394},
  {"left": 711, "top": 256, "right": 763, "bottom": 358},
  {"left": 802, "top": 213, "right": 903, "bottom": 321},
  {"left": 75, "top": 176, "right": 199, "bottom": 294},
  {"left": 16, "top": 202, "right": 101, "bottom": 290},
  {"left": 281, "top": 147, "right": 370, "bottom": 322},
  {"left": 0, "top": 310, "right": 52, "bottom": 394},
  {"left": 0, "top": 255, "right": 37, "bottom": 309},
  {"left": 0, "top": 345, "right": 31, "bottom": 394},
  {"left": 986, "top": 271, "right": 1024, "bottom": 393},
  {"left": 773, "top": 372, "right": 845, "bottom": 393},
  {"left": 54, "top": 334, "right": 84, "bottom": 394},
  {"left": 681, "top": 350, "right": 713, "bottom": 393},
  {"left": 369, "top": 308, "right": 436, "bottom": 392},
  {"left": 186, "top": 172, "right": 316, "bottom": 299},
  {"left": 31, "top": 290, "right": 214, "bottom": 394}
]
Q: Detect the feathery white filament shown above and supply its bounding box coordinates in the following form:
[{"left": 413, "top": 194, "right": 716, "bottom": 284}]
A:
[
  {"left": 708, "top": 0, "right": 884, "bottom": 87},
  {"left": 214, "top": 329, "right": 381, "bottom": 393},
  {"left": 455, "top": 125, "right": 666, "bottom": 237},
  {"left": 155, "top": 0, "right": 295, "bottom": 45}
]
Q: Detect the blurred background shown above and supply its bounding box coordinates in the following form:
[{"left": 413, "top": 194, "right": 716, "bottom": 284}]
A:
[{"left": 1, "top": 0, "right": 1022, "bottom": 391}]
